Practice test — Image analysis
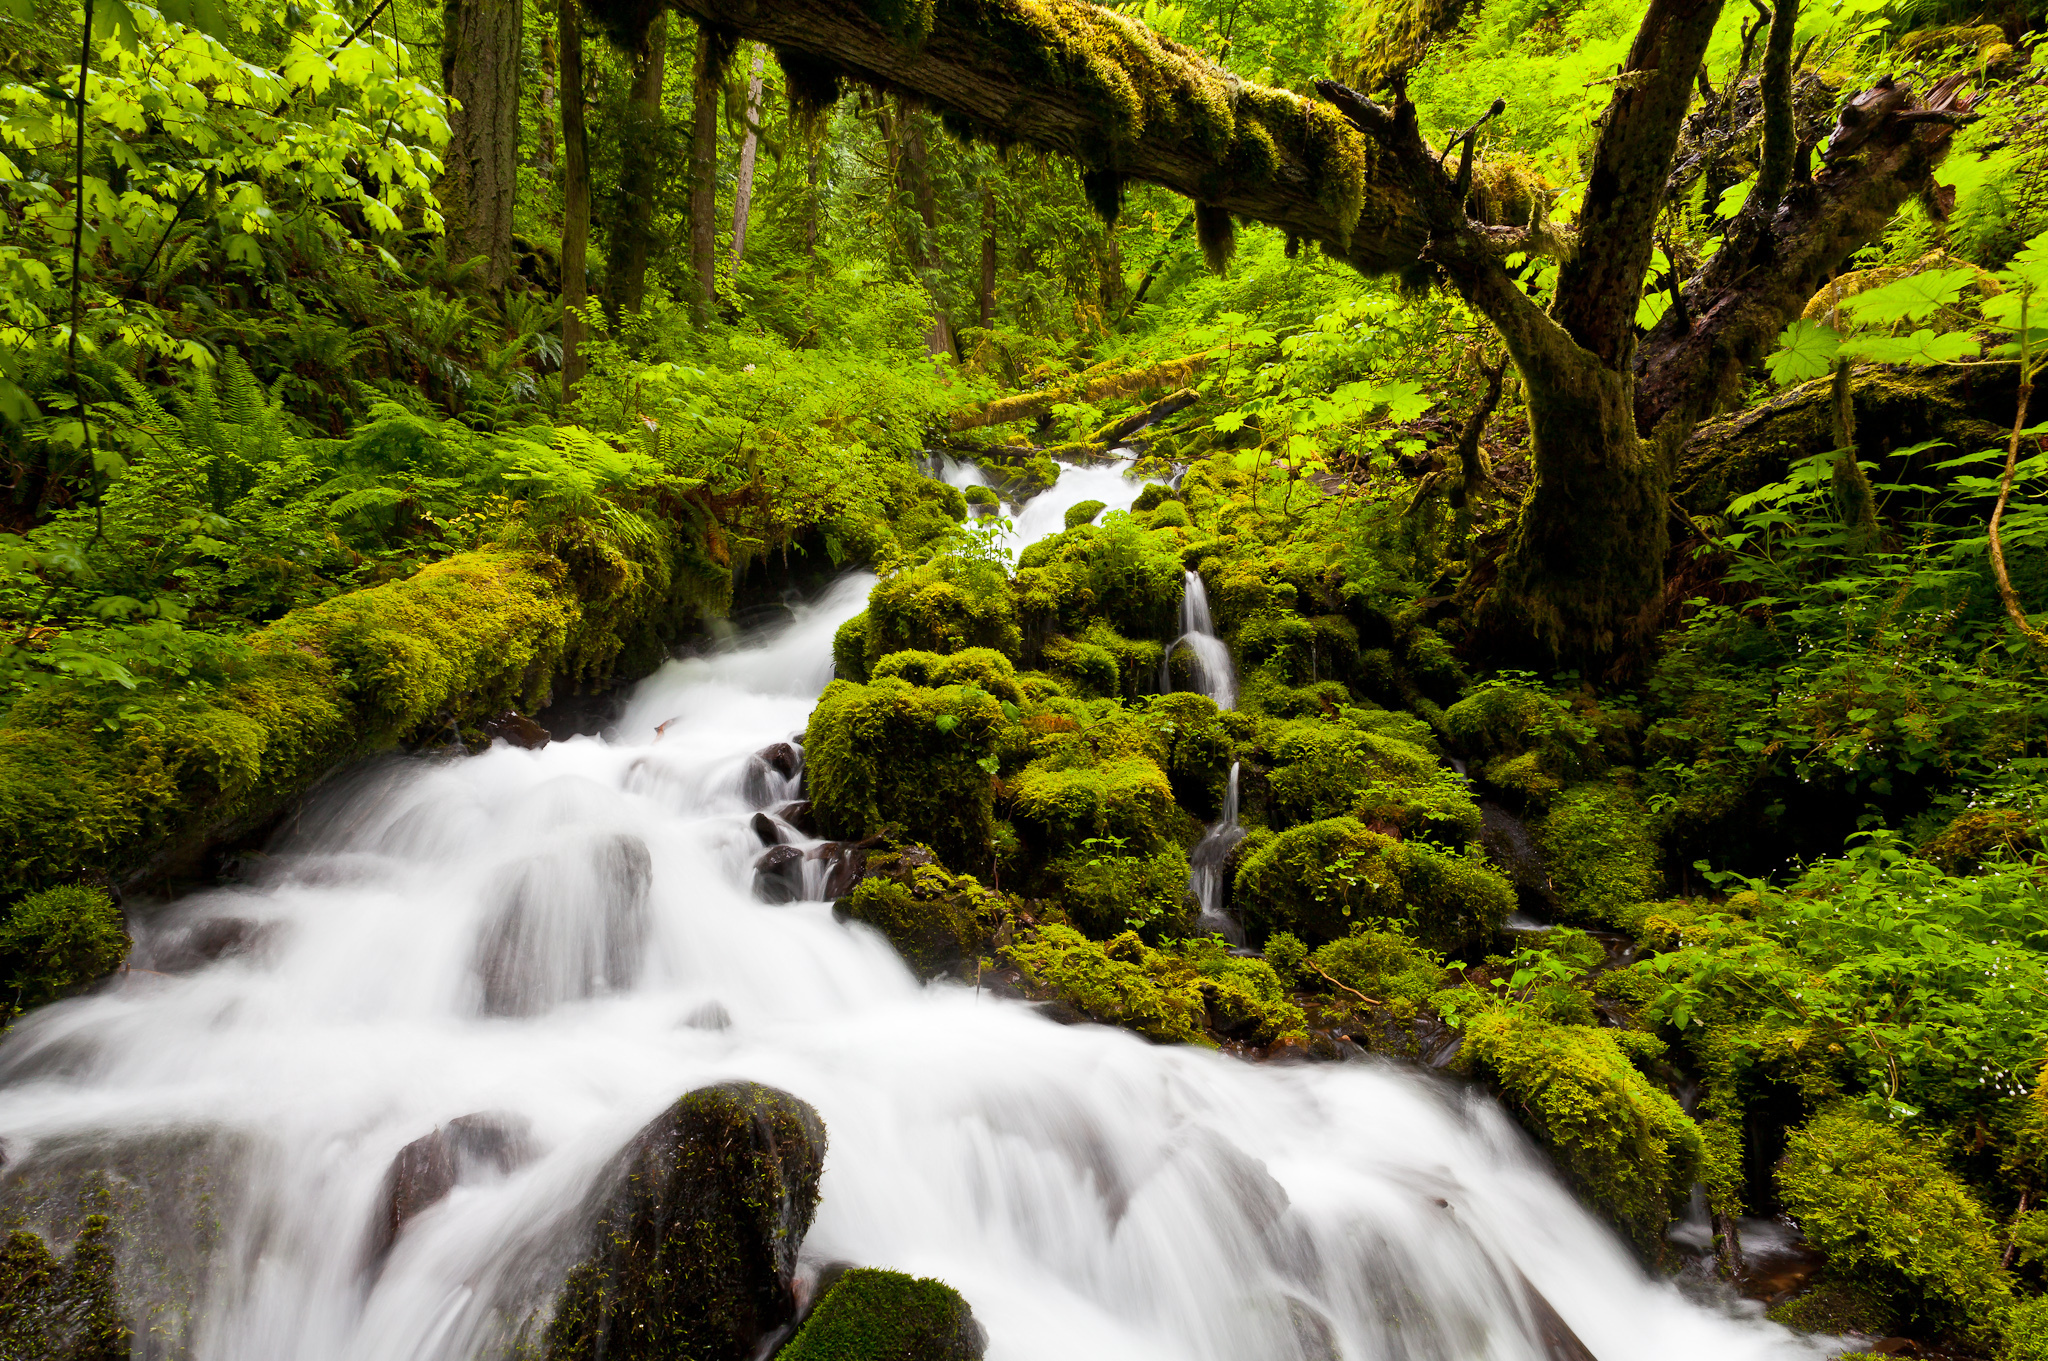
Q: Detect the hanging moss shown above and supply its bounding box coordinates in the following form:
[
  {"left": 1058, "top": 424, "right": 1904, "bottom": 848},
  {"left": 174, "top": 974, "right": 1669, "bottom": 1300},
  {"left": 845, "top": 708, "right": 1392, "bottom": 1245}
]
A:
[
  {"left": 804, "top": 678, "right": 1007, "bottom": 868},
  {"left": 834, "top": 612, "right": 873, "bottom": 683},
  {"left": 1777, "top": 1107, "right": 2014, "bottom": 1348},
  {"left": 779, "top": 1268, "right": 984, "bottom": 1361},
  {"left": 1458, "top": 1009, "right": 1703, "bottom": 1256},
  {"left": 0, "top": 885, "right": 129, "bottom": 1021}
]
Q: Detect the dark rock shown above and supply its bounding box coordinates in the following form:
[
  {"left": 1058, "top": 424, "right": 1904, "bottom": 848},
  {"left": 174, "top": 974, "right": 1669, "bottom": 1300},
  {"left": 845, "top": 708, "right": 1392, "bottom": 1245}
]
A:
[
  {"left": 758, "top": 742, "right": 802, "bottom": 779},
  {"left": 148, "top": 916, "right": 275, "bottom": 972},
  {"left": 753, "top": 845, "right": 807, "bottom": 904},
  {"left": 543, "top": 1083, "right": 826, "bottom": 1361},
  {"left": 814, "top": 844, "right": 866, "bottom": 901},
  {"left": 1517, "top": 1269, "right": 1599, "bottom": 1361},
  {"left": 474, "top": 833, "right": 652, "bottom": 1016},
  {"left": 367, "top": 1113, "right": 537, "bottom": 1269},
  {"left": 775, "top": 801, "right": 819, "bottom": 836},
  {"left": 1033, "top": 1000, "right": 1089, "bottom": 1026},
  {"left": 751, "top": 812, "right": 786, "bottom": 847},
  {"left": 743, "top": 743, "right": 803, "bottom": 807},
  {"left": 484, "top": 711, "right": 551, "bottom": 750},
  {"left": 778, "top": 1268, "right": 983, "bottom": 1361}
]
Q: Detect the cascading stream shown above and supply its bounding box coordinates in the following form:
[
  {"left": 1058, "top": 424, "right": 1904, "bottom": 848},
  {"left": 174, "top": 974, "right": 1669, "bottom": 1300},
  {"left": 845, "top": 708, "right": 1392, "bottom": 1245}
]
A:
[
  {"left": 0, "top": 460, "right": 1823, "bottom": 1361},
  {"left": 1161, "top": 568, "right": 1238, "bottom": 712},
  {"left": 1187, "top": 762, "right": 1246, "bottom": 945}
]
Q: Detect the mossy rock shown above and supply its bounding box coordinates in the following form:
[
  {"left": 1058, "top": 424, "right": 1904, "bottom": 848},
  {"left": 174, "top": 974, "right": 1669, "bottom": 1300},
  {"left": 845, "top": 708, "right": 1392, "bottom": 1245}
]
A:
[
  {"left": 1010, "top": 753, "right": 1182, "bottom": 860},
  {"left": 1458, "top": 1009, "right": 1702, "bottom": 1255},
  {"left": 1045, "top": 843, "right": 1191, "bottom": 939},
  {"left": 842, "top": 846, "right": 999, "bottom": 980},
  {"left": 804, "top": 678, "right": 1006, "bottom": 870},
  {"left": 781, "top": 1268, "right": 984, "bottom": 1361},
  {"left": 1006, "top": 925, "right": 1207, "bottom": 1044},
  {"left": 0, "top": 885, "right": 129, "bottom": 1022},
  {"left": 1442, "top": 683, "right": 1631, "bottom": 810},
  {"left": 1131, "top": 483, "right": 1175, "bottom": 513},
  {"left": 1777, "top": 1107, "right": 2012, "bottom": 1347},
  {"left": 0, "top": 1218, "right": 128, "bottom": 1361},
  {"left": 1235, "top": 672, "right": 1351, "bottom": 720},
  {"left": 1922, "top": 807, "right": 2043, "bottom": 874},
  {"left": 1309, "top": 927, "right": 1446, "bottom": 1008},
  {"left": 1233, "top": 818, "right": 1511, "bottom": 953},
  {"left": 872, "top": 648, "right": 1024, "bottom": 705},
  {"left": 863, "top": 557, "right": 1021, "bottom": 664},
  {"left": 545, "top": 1083, "right": 826, "bottom": 1361},
  {"left": 1012, "top": 513, "right": 1183, "bottom": 641},
  {"left": 961, "top": 483, "right": 1000, "bottom": 510},
  {"left": 1063, "top": 499, "right": 1108, "bottom": 529},
  {"left": 1534, "top": 782, "right": 1661, "bottom": 929},
  {"left": 833, "top": 612, "right": 872, "bottom": 683},
  {"left": 1144, "top": 691, "right": 1235, "bottom": 818},
  {"left": 1259, "top": 719, "right": 1479, "bottom": 844},
  {"left": 1139, "top": 499, "right": 1190, "bottom": 529}
]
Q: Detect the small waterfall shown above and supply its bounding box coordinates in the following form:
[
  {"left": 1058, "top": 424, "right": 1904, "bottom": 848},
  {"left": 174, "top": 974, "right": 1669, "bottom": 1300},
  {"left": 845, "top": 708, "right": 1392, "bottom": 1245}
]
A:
[
  {"left": 1161, "top": 570, "right": 1237, "bottom": 710},
  {"left": 1188, "top": 763, "right": 1246, "bottom": 944}
]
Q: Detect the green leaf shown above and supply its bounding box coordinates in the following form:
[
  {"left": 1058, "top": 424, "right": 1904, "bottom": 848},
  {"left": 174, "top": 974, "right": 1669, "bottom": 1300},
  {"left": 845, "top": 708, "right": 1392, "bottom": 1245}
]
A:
[
  {"left": 1765, "top": 318, "right": 1840, "bottom": 385},
  {"left": 1841, "top": 328, "right": 1980, "bottom": 366},
  {"left": 933, "top": 713, "right": 959, "bottom": 734},
  {"left": 1841, "top": 269, "right": 1976, "bottom": 326}
]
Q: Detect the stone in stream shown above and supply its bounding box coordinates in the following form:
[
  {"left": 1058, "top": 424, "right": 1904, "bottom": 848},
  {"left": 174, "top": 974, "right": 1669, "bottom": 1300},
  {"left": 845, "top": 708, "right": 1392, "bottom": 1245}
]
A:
[
  {"left": 753, "top": 845, "right": 806, "bottom": 904},
  {"left": 146, "top": 914, "right": 276, "bottom": 973},
  {"left": 483, "top": 710, "right": 551, "bottom": 749},
  {"left": 750, "top": 811, "right": 787, "bottom": 846},
  {"left": 777, "top": 1267, "right": 984, "bottom": 1361},
  {"left": 365, "top": 1113, "right": 537, "bottom": 1270},
  {"left": 473, "top": 832, "right": 652, "bottom": 1016},
  {"left": 543, "top": 1082, "right": 825, "bottom": 1361},
  {"left": 744, "top": 742, "right": 803, "bottom": 806}
]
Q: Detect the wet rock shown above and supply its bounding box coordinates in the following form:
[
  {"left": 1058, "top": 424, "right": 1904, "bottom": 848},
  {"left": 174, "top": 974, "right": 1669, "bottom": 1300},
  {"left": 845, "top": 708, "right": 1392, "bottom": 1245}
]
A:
[
  {"left": 683, "top": 1001, "right": 732, "bottom": 1031},
  {"left": 778, "top": 1267, "right": 984, "bottom": 1361},
  {"left": 147, "top": 916, "right": 275, "bottom": 973},
  {"left": 366, "top": 1113, "right": 536, "bottom": 1268},
  {"left": 743, "top": 743, "right": 803, "bottom": 807},
  {"left": 1517, "top": 1269, "right": 1598, "bottom": 1361},
  {"left": 750, "top": 812, "right": 787, "bottom": 846},
  {"left": 474, "top": 833, "right": 652, "bottom": 1017},
  {"left": 813, "top": 844, "right": 866, "bottom": 901},
  {"left": 1478, "top": 801, "right": 1558, "bottom": 918},
  {"left": 753, "top": 845, "right": 806, "bottom": 904},
  {"left": 759, "top": 742, "right": 802, "bottom": 779},
  {"left": 483, "top": 710, "right": 551, "bottom": 750},
  {"left": 775, "top": 801, "right": 819, "bottom": 836},
  {"left": 0, "top": 1216, "right": 127, "bottom": 1360},
  {"left": 542, "top": 1082, "right": 825, "bottom": 1361}
]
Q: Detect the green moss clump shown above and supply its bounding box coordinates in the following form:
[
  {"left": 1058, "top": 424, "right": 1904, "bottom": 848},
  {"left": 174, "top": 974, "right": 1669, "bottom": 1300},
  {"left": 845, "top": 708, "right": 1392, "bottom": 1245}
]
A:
[
  {"left": 1233, "top": 818, "right": 1510, "bottom": 952},
  {"left": 962, "top": 483, "right": 1000, "bottom": 509},
  {"left": 1443, "top": 682, "right": 1617, "bottom": 807},
  {"left": 1778, "top": 1107, "right": 2011, "bottom": 1346},
  {"left": 842, "top": 848, "right": 1000, "bottom": 980},
  {"left": 833, "top": 612, "right": 872, "bottom": 683},
  {"left": 872, "top": 648, "right": 1024, "bottom": 704},
  {"left": 1535, "top": 782, "right": 1662, "bottom": 929},
  {"left": 1309, "top": 927, "right": 1446, "bottom": 1008},
  {"left": 1140, "top": 499, "right": 1190, "bottom": 529},
  {"left": 1010, "top": 753, "right": 1181, "bottom": 859},
  {"left": 0, "top": 885, "right": 129, "bottom": 1020},
  {"left": 1064, "top": 499, "right": 1108, "bottom": 530},
  {"left": 1766, "top": 1280, "right": 1897, "bottom": 1337},
  {"left": 1013, "top": 513, "right": 1183, "bottom": 641},
  {"left": 804, "top": 678, "right": 1006, "bottom": 868},
  {"left": 1006, "top": 925, "right": 1208, "bottom": 1044},
  {"left": 780, "top": 1268, "right": 983, "bottom": 1361},
  {"left": 1131, "top": 484, "right": 1174, "bottom": 513},
  {"left": 1046, "top": 844, "right": 1191, "bottom": 938},
  {"left": 1458, "top": 1009, "right": 1703, "bottom": 1254},
  {"left": 1923, "top": 808, "right": 2043, "bottom": 873},
  {"left": 1260, "top": 719, "right": 1479, "bottom": 844},
  {"left": 862, "top": 557, "right": 1022, "bottom": 664},
  {"left": 0, "top": 1217, "right": 128, "bottom": 1361},
  {"left": 1144, "top": 692, "right": 1234, "bottom": 818}
]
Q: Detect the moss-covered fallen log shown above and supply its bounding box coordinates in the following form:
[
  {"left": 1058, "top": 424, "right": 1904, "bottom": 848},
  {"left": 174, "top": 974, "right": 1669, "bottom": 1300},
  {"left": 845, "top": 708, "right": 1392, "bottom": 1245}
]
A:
[
  {"left": 948, "top": 358, "right": 1204, "bottom": 432},
  {"left": 0, "top": 525, "right": 724, "bottom": 898}
]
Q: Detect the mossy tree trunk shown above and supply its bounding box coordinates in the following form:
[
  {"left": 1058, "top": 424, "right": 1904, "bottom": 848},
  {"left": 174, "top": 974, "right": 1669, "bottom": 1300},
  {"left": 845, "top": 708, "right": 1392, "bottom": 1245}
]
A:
[
  {"left": 440, "top": 0, "right": 523, "bottom": 290},
  {"left": 686, "top": 23, "right": 727, "bottom": 325},
  {"left": 605, "top": 12, "right": 669, "bottom": 317},
  {"left": 730, "top": 43, "right": 768, "bottom": 270},
  {"left": 651, "top": 0, "right": 1976, "bottom": 664},
  {"left": 559, "top": 0, "right": 591, "bottom": 392}
]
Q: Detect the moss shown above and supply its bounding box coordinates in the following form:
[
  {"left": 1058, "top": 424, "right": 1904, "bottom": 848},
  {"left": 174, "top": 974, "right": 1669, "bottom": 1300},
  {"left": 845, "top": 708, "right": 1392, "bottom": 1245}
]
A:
[
  {"left": 1006, "top": 924, "right": 1207, "bottom": 1044},
  {"left": 1766, "top": 1280, "right": 1897, "bottom": 1337},
  {"left": 1535, "top": 782, "right": 1661, "bottom": 929},
  {"left": 1063, "top": 499, "right": 1108, "bottom": 530},
  {"left": 1144, "top": 691, "right": 1234, "bottom": 818},
  {"left": 1778, "top": 1107, "right": 2012, "bottom": 1346},
  {"left": 842, "top": 848, "right": 999, "bottom": 980},
  {"left": 862, "top": 557, "right": 1021, "bottom": 664},
  {"left": 1309, "top": 926, "right": 1445, "bottom": 1007},
  {"left": 1177, "top": 935, "right": 1308, "bottom": 1044},
  {"left": 804, "top": 678, "right": 1006, "bottom": 868},
  {"left": 1234, "top": 817, "right": 1511, "bottom": 952},
  {"left": 1459, "top": 1009, "right": 1703, "bottom": 1255},
  {"left": 780, "top": 1268, "right": 982, "bottom": 1361},
  {"left": 2003, "top": 1297, "right": 2048, "bottom": 1361},
  {"left": 1045, "top": 843, "right": 1191, "bottom": 938},
  {"left": 0, "top": 885, "right": 129, "bottom": 1021},
  {"left": 1923, "top": 808, "right": 2043, "bottom": 873},
  {"left": 0, "top": 1216, "right": 128, "bottom": 1361},
  {"left": 1260, "top": 718, "right": 1479, "bottom": 844},
  {"left": 1011, "top": 752, "right": 1182, "bottom": 858},
  {"left": 961, "top": 483, "right": 1000, "bottom": 509},
  {"left": 872, "top": 648, "right": 1025, "bottom": 705},
  {"left": 1139, "top": 499, "right": 1190, "bottom": 529},
  {"left": 1236, "top": 671, "right": 1352, "bottom": 719},
  {"left": 546, "top": 1083, "right": 825, "bottom": 1361},
  {"left": 1442, "top": 682, "right": 1606, "bottom": 808},
  {"left": 833, "top": 612, "right": 872, "bottom": 683},
  {"left": 1014, "top": 513, "right": 1184, "bottom": 643}
]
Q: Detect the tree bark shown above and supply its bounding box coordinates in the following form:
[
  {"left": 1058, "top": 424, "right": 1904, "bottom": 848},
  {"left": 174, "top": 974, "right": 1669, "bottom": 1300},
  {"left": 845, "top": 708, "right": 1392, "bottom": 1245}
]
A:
[
  {"left": 653, "top": 0, "right": 1975, "bottom": 662},
  {"left": 441, "top": 0, "right": 522, "bottom": 289},
  {"left": 877, "top": 99, "right": 956, "bottom": 357},
  {"left": 560, "top": 0, "right": 591, "bottom": 393},
  {"left": 687, "top": 24, "right": 727, "bottom": 324},
  {"left": 976, "top": 185, "right": 996, "bottom": 330},
  {"left": 606, "top": 11, "right": 669, "bottom": 316},
  {"left": 730, "top": 44, "right": 767, "bottom": 270}
]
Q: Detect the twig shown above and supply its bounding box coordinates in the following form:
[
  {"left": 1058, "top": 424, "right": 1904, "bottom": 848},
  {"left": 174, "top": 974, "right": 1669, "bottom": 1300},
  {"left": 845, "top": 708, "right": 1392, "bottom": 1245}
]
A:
[
  {"left": 1308, "top": 958, "right": 1380, "bottom": 1007},
  {"left": 1989, "top": 292, "right": 2047, "bottom": 647}
]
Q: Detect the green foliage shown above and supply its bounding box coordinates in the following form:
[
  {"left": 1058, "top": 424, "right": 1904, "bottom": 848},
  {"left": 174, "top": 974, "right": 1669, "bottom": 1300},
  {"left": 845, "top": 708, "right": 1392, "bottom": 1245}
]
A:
[
  {"left": 779, "top": 1269, "right": 981, "bottom": 1361},
  {"left": 0, "top": 884, "right": 127, "bottom": 1017},
  {"left": 1047, "top": 841, "right": 1191, "bottom": 938},
  {"left": 1232, "top": 815, "right": 1511, "bottom": 952},
  {"left": 1534, "top": 782, "right": 1662, "bottom": 928}
]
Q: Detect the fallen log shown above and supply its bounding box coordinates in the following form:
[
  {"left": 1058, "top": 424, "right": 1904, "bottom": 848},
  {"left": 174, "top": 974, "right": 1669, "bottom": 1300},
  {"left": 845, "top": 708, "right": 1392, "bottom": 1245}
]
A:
[{"left": 948, "top": 357, "right": 1205, "bottom": 432}]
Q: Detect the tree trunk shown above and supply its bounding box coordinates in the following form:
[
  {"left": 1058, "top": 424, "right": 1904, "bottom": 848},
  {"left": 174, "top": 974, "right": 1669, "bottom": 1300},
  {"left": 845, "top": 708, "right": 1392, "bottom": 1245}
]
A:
[
  {"left": 976, "top": 186, "right": 996, "bottom": 330},
  {"left": 560, "top": 0, "right": 591, "bottom": 394},
  {"left": 729, "top": 44, "right": 767, "bottom": 270},
  {"left": 440, "top": 0, "right": 522, "bottom": 289},
  {"left": 606, "top": 12, "right": 668, "bottom": 317},
  {"left": 538, "top": 19, "right": 557, "bottom": 178},
  {"left": 687, "top": 24, "right": 727, "bottom": 324},
  {"left": 878, "top": 100, "right": 955, "bottom": 357}
]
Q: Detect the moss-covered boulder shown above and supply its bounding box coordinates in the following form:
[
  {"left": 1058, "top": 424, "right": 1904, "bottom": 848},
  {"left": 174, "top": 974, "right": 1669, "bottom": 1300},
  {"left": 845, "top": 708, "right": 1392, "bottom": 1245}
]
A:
[
  {"left": 545, "top": 1083, "right": 826, "bottom": 1361},
  {"left": 1458, "top": 1009, "right": 1702, "bottom": 1255},
  {"left": 1777, "top": 1107, "right": 2012, "bottom": 1348},
  {"left": 1010, "top": 753, "right": 1182, "bottom": 859},
  {"left": 841, "top": 846, "right": 1000, "bottom": 980},
  {"left": 0, "top": 1217, "right": 127, "bottom": 1361},
  {"left": 1013, "top": 513, "right": 1183, "bottom": 641},
  {"left": 1232, "top": 818, "right": 1511, "bottom": 952},
  {"left": 1443, "top": 683, "right": 1620, "bottom": 808},
  {"left": 805, "top": 679, "right": 1006, "bottom": 869},
  {"left": 1144, "top": 692, "right": 1235, "bottom": 819},
  {"left": 782, "top": 1268, "right": 983, "bottom": 1361},
  {"left": 1308, "top": 927, "right": 1446, "bottom": 1011},
  {"left": 1258, "top": 719, "right": 1479, "bottom": 844},
  {"left": 871, "top": 648, "right": 1024, "bottom": 705},
  {"left": 861, "top": 557, "right": 1021, "bottom": 665},
  {"left": 1003, "top": 925, "right": 1305, "bottom": 1048},
  {"left": 0, "top": 885, "right": 129, "bottom": 1022},
  {"left": 1044, "top": 844, "right": 1191, "bottom": 938},
  {"left": 1534, "top": 782, "right": 1661, "bottom": 929}
]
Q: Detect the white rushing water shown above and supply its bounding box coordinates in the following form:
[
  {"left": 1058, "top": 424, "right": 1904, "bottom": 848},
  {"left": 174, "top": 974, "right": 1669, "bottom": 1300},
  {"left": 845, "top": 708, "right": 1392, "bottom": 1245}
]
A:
[
  {"left": 1188, "top": 763, "right": 1248, "bottom": 945},
  {"left": 1163, "top": 568, "right": 1238, "bottom": 711},
  {"left": 0, "top": 463, "right": 1828, "bottom": 1361},
  {"left": 1006, "top": 451, "right": 1159, "bottom": 544}
]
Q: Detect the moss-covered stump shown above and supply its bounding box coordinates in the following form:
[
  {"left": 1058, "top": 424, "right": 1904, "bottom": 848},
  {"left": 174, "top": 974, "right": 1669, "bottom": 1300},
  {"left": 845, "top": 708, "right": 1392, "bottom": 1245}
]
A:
[
  {"left": 545, "top": 1082, "right": 826, "bottom": 1361},
  {"left": 0, "top": 886, "right": 129, "bottom": 1022},
  {"left": 841, "top": 845, "right": 1001, "bottom": 979},
  {"left": 0, "top": 1218, "right": 127, "bottom": 1361},
  {"left": 1458, "top": 1009, "right": 1702, "bottom": 1256},
  {"left": 1232, "top": 817, "right": 1511, "bottom": 953},
  {"left": 781, "top": 1268, "right": 984, "bottom": 1361},
  {"left": 1533, "top": 783, "right": 1662, "bottom": 929},
  {"left": 1777, "top": 1107, "right": 2013, "bottom": 1350},
  {"left": 0, "top": 533, "right": 715, "bottom": 901},
  {"left": 804, "top": 678, "right": 1006, "bottom": 869}
]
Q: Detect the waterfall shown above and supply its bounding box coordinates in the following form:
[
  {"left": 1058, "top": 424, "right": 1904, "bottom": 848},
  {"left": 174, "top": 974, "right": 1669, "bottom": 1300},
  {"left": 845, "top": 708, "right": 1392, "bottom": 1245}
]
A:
[
  {"left": 0, "top": 491, "right": 1825, "bottom": 1360},
  {"left": 1187, "top": 762, "right": 1246, "bottom": 944},
  {"left": 1004, "top": 451, "right": 1158, "bottom": 544},
  {"left": 1162, "top": 570, "right": 1237, "bottom": 710}
]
